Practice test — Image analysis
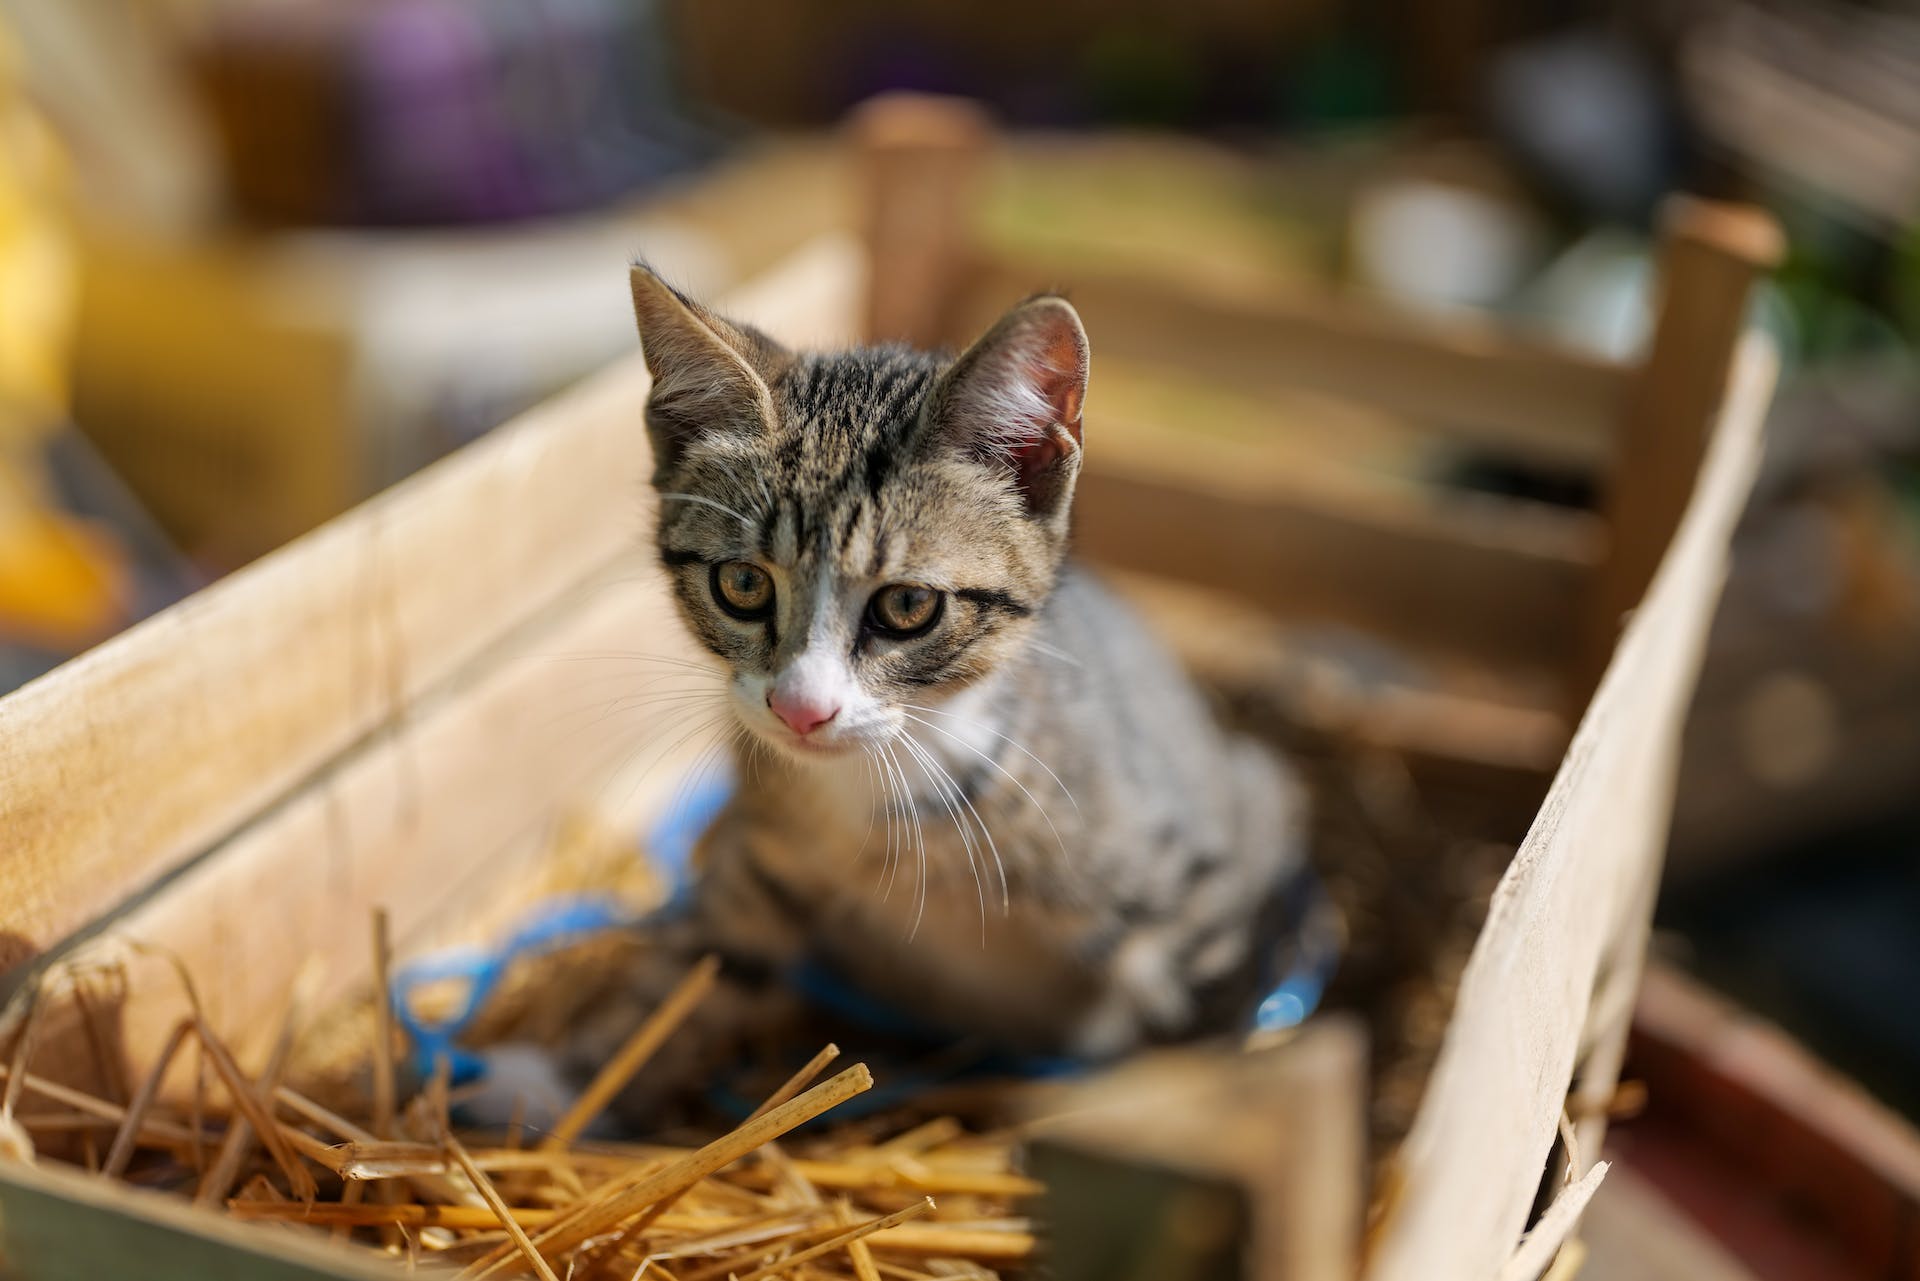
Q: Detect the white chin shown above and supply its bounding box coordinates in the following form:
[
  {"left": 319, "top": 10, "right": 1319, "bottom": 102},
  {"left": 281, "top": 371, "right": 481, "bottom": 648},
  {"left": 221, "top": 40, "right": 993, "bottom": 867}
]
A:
[{"left": 750, "top": 724, "right": 855, "bottom": 762}]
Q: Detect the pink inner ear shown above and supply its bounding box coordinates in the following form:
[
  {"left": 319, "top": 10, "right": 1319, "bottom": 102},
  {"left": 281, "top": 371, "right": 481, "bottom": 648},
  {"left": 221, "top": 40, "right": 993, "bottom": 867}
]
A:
[
  {"left": 1000, "top": 322, "right": 1084, "bottom": 498},
  {"left": 1028, "top": 329, "right": 1086, "bottom": 446},
  {"left": 1012, "top": 429, "right": 1072, "bottom": 492}
]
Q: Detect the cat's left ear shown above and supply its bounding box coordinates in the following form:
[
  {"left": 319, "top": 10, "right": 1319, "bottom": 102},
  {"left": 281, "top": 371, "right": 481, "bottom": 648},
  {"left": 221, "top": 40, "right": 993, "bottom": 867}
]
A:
[{"left": 924, "top": 295, "right": 1089, "bottom": 522}]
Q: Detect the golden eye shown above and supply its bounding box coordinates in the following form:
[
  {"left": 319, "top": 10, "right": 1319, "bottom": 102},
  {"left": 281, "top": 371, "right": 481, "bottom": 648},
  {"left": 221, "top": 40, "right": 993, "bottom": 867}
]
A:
[
  {"left": 867, "top": 583, "right": 943, "bottom": 637},
  {"left": 712, "top": 561, "right": 774, "bottom": 619}
]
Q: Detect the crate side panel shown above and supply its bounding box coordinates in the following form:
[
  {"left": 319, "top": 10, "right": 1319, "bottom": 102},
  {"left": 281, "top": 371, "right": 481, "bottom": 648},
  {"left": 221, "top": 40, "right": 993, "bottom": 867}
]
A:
[{"left": 1367, "top": 336, "right": 1775, "bottom": 1281}]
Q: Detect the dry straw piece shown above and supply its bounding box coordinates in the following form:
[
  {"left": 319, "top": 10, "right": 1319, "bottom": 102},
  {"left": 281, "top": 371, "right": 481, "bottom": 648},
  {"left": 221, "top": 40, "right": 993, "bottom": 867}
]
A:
[{"left": 0, "top": 922, "right": 1039, "bottom": 1280}]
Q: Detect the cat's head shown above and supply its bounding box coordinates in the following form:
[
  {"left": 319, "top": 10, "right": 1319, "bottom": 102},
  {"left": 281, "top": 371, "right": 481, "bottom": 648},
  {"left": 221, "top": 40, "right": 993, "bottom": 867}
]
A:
[{"left": 630, "top": 264, "right": 1089, "bottom": 762}]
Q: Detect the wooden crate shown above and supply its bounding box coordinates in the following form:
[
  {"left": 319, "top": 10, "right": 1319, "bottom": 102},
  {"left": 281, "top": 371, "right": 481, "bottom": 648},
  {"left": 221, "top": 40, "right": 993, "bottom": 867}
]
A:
[{"left": 0, "top": 96, "right": 1779, "bottom": 1280}]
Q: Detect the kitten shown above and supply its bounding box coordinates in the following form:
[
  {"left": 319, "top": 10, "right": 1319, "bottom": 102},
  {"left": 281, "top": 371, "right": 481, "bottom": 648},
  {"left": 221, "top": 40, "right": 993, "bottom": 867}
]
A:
[{"left": 562, "top": 266, "right": 1310, "bottom": 1122}]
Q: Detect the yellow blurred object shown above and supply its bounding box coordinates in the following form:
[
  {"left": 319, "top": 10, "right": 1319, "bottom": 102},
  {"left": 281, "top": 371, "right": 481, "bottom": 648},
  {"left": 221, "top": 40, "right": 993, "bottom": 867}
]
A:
[
  {"left": 0, "top": 18, "right": 128, "bottom": 648},
  {"left": 0, "top": 463, "right": 126, "bottom": 648},
  {"left": 0, "top": 22, "right": 77, "bottom": 441}
]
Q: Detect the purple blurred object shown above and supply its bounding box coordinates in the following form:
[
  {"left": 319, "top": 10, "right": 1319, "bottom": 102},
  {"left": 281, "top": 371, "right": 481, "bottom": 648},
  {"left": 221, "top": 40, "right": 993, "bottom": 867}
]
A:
[
  {"left": 356, "top": 1, "right": 527, "bottom": 222},
  {"left": 195, "top": 0, "right": 711, "bottom": 227}
]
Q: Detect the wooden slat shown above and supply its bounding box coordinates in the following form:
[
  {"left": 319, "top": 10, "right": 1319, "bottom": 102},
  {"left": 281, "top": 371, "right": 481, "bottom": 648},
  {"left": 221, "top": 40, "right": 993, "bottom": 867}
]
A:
[
  {"left": 1074, "top": 423, "right": 1603, "bottom": 672},
  {"left": 957, "top": 252, "right": 1631, "bottom": 470},
  {"left": 0, "top": 1153, "right": 391, "bottom": 1281},
  {"left": 1367, "top": 335, "right": 1775, "bottom": 1281},
  {"left": 0, "top": 235, "right": 864, "bottom": 979},
  {"left": 1116, "top": 570, "right": 1570, "bottom": 777},
  {"left": 71, "top": 568, "right": 711, "bottom": 1082}
]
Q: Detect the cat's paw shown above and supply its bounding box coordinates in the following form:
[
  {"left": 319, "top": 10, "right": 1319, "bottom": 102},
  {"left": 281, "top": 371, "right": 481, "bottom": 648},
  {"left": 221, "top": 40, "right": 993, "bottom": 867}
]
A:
[{"left": 454, "top": 1043, "right": 591, "bottom": 1138}]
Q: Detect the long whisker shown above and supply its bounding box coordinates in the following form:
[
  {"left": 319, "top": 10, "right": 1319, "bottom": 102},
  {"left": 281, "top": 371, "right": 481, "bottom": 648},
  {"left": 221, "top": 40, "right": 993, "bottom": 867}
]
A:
[
  {"left": 877, "top": 742, "right": 910, "bottom": 903},
  {"left": 853, "top": 746, "right": 881, "bottom": 874},
  {"left": 557, "top": 687, "right": 724, "bottom": 736},
  {"left": 902, "top": 703, "right": 1080, "bottom": 816},
  {"left": 881, "top": 741, "right": 928, "bottom": 938},
  {"left": 906, "top": 726, "right": 1009, "bottom": 914},
  {"left": 1026, "top": 640, "right": 1083, "bottom": 669},
  {"left": 900, "top": 711, "right": 1070, "bottom": 862},
  {"left": 661, "top": 735, "right": 726, "bottom": 849},
  {"left": 546, "top": 668, "right": 725, "bottom": 701},
  {"left": 658, "top": 493, "right": 754, "bottom": 527},
  {"left": 900, "top": 734, "right": 986, "bottom": 942},
  {"left": 611, "top": 708, "right": 732, "bottom": 811},
  {"left": 544, "top": 652, "right": 723, "bottom": 674}
]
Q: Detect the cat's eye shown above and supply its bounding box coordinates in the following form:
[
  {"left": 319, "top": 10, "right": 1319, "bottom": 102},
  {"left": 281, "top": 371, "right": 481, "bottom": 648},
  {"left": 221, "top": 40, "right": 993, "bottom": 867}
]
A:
[
  {"left": 867, "top": 583, "right": 943, "bottom": 638},
  {"left": 712, "top": 561, "right": 774, "bottom": 620}
]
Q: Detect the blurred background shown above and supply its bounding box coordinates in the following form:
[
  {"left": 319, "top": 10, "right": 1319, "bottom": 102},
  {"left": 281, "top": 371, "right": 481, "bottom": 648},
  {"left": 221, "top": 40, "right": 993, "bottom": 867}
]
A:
[{"left": 0, "top": 1, "right": 1914, "bottom": 1273}]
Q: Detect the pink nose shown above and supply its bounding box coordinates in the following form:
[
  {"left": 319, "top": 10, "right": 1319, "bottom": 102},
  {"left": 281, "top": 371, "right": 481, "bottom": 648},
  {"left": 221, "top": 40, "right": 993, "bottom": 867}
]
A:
[{"left": 767, "top": 689, "right": 838, "bottom": 736}]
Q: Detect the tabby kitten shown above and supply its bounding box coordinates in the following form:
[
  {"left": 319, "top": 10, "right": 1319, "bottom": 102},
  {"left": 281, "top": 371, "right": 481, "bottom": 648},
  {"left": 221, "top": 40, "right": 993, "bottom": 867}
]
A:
[{"left": 563, "top": 266, "right": 1309, "bottom": 1120}]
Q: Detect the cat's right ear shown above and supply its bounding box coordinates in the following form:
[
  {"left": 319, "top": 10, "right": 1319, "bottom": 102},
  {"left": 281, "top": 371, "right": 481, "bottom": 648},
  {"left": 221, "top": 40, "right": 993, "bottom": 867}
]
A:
[{"left": 630, "top": 264, "right": 790, "bottom": 478}]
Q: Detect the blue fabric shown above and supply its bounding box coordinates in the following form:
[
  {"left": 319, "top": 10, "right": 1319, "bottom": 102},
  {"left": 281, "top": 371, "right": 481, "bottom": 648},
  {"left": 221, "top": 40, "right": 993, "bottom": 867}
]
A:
[
  {"left": 645, "top": 766, "right": 735, "bottom": 916},
  {"left": 390, "top": 896, "right": 637, "bottom": 1084},
  {"left": 392, "top": 764, "right": 1341, "bottom": 1098},
  {"left": 389, "top": 772, "right": 736, "bottom": 1082}
]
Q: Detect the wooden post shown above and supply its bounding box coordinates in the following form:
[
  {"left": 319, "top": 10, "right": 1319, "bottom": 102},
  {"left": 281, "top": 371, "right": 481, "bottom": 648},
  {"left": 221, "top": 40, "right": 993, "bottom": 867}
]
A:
[
  {"left": 848, "top": 93, "right": 990, "bottom": 347},
  {"left": 1576, "top": 198, "right": 1783, "bottom": 707}
]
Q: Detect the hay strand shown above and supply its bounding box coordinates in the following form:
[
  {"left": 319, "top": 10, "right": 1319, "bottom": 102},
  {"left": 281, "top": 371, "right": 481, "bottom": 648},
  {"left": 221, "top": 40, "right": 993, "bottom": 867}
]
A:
[{"left": 543, "top": 955, "right": 721, "bottom": 1150}]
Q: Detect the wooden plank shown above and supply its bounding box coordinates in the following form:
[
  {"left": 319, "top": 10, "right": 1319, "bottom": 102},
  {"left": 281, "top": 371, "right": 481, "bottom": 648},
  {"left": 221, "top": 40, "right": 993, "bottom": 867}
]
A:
[
  {"left": 0, "top": 1153, "right": 391, "bottom": 1281},
  {"left": 1576, "top": 199, "right": 1784, "bottom": 703},
  {"left": 0, "top": 235, "right": 863, "bottom": 980},
  {"left": 61, "top": 567, "right": 713, "bottom": 1081},
  {"left": 956, "top": 252, "right": 1631, "bottom": 470},
  {"left": 1074, "top": 423, "right": 1603, "bottom": 672},
  {"left": 1116, "top": 571, "right": 1570, "bottom": 777},
  {"left": 1366, "top": 335, "right": 1775, "bottom": 1281}
]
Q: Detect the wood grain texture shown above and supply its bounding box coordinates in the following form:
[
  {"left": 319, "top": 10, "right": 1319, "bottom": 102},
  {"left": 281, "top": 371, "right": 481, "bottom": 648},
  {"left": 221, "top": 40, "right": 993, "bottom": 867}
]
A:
[
  {"left": 78, "top": 567, "right": 707, "bottom": 1080},
  {"left": 1074, "top": 422, "right": 1603, "bottom": 671},
  {"left": 1367, "top": 335, "right": 1776, "bottom": 1281},
  {"left": 957, "top": 252, "right": 1631, "bottom": 470},
  {"left": 0, "top": 235, "right": 864, "bottom": 979}
]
